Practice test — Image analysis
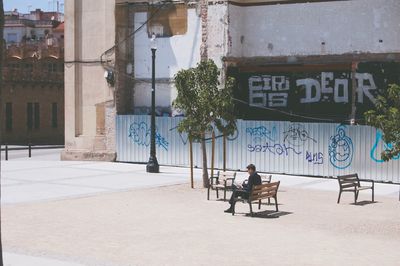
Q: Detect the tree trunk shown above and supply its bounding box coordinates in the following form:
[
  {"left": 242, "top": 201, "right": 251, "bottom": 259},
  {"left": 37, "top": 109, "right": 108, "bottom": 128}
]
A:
[
  {"left": 0, "top": 0, "right": 5, "bottom": 264},
  {"left": 189, "top": 136, "right": 194, "bottom": 189},
  {"left": 201, "top": 132, "right": 209, "bottom": 188}
]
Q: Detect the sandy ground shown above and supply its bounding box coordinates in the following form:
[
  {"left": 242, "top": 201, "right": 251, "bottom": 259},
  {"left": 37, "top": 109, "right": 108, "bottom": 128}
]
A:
[{"left": 2, "top": 181, "right": 400, "bottom": 266}]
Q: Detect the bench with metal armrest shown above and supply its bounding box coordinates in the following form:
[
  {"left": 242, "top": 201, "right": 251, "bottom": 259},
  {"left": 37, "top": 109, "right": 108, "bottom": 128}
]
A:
[
  {"left": 207, "top": 171, "right": 236, "bottom": 201},
  {"left": 337, "top": 173, "right": 374, "bottom": 204}
]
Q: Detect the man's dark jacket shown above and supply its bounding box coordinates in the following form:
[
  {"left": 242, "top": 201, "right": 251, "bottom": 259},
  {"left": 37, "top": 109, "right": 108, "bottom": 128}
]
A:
[{"left": 242, "top": 172, "right": 262, "bottom": 193}]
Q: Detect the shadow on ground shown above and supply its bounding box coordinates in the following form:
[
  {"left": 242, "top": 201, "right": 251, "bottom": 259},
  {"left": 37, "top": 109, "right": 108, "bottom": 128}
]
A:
[
  {"left": 351, "top": 200, "right": 378, "bottom": 206},
  {"left": 230, "top": 210, "right": 294, "bottom": 219}
]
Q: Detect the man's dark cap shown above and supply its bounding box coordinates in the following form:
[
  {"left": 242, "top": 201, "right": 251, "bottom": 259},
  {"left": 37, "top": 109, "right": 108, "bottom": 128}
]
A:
[{"left": 246, "top": 164, "right": 256, "bottom": 171}]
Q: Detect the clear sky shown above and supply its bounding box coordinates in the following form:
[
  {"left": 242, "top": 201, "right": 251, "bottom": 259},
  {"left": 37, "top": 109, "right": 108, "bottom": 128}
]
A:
[{"left": 4, "top": 0, "right": 64, "bottom": 14}]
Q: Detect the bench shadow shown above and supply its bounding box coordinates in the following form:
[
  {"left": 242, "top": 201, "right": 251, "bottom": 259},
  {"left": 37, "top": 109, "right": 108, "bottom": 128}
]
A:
[
  {"left": 230, "top": 210, "right": 292, "bottom": 219},
  {"left": 351, "top": 200, "right": 378, "bottom": 206},
  {"left": 244, "top": 210, "right": 293, "bottom": 219}
]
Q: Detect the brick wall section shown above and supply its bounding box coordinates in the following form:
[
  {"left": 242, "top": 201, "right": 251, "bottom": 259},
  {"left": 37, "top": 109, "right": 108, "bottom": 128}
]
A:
[{"left": 200, "top": 0, "right": 208, "bottom": 61}]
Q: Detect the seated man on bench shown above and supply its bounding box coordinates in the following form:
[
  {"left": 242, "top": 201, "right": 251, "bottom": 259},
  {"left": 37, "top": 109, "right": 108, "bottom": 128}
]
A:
[{"left": 224, "top": 164, "right": 261, "bottom": 213}]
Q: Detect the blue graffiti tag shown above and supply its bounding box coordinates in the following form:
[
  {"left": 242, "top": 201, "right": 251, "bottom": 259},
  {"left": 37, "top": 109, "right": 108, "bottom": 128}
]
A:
[
  {"left": 306, "top": 151, "right": 324, "bottom": 164},
  {"left": 246, "top": 126, "right": 277, "bottom": 142},
  {"left": 370, "top": 131, "right": 400, "bottom": 163},
  {"left": 129, "top": 122, "right": 169, "bottom": 151},
  {"left": 248, "top": 142, "right": 302, "bottom": 156},
  {"left": 328, "top": 125, "right": 353, "bottom": 169},
  {"left": 284, "top": 123, "right": 317, "bottom": 147}
]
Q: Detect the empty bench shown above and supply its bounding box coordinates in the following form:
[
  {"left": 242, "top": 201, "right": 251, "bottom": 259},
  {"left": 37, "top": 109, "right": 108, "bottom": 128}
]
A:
[
  {"left": 232, "top": 181, "right": 280, "bottom": 216},
  {"left": 337, "top": 174, "right": 374, "bottom": 204},
  {"left": 207, "top": 171, "right": 236, "bottom": 201}
]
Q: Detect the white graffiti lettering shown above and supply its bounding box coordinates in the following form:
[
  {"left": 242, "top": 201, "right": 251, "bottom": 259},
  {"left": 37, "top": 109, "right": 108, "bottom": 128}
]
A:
[
  {"left": 249, "top": 72, "right": 377, "bottom": 107},
  {"left": 355, "top": 73, "right": 377, "bottom": 104},
  {"left": 249, "top": 75, "right": 290, "bottom": 107},
  {"left": 334, "top": 78, "right": 349, "bottom": 103},
  {"left": 298, "top": 78, "right": 321, "bottom": 103}
]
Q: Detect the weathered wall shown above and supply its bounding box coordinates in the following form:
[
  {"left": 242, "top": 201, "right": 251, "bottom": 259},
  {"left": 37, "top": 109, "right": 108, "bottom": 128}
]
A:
[
  {"left": 207, "top": 1, "right": 229, "bottom": 69},
  {"left": 62, "top": 0, "right": 117, "bottom": 161},
  {"left": 134, "top": 8, "right": 201, "bottom": 79},
  {"left": 133, "top": 80, "right": 176, "bottom": 113},
  {"left": 132, "top": 7, "right": 201, "bottom": 109},
  {"left": 228, "top": 0, "right": 400, "bottom": 57},
  {"left": 132, "top": 2, "right": 231, "bottom": 109}
]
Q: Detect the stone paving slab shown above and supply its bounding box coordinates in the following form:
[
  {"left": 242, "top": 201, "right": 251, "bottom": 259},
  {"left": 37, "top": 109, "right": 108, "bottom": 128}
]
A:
[{"left": 4, "top": 252, "right": 84, "bottom": 266}]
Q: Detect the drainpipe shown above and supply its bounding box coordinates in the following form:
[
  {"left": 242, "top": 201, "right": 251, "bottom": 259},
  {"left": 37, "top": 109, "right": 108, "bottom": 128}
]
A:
[{"left": 350, "top": 62, "right": 358, "bottom": 125}]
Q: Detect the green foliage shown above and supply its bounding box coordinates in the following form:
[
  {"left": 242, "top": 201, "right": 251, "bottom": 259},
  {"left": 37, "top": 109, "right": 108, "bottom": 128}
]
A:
[
  {"left": 365, "top": 84, "right": 400, "bottom": 161},
  {"left": 173, "top": 60, "right": 236, "bottom": 140}
]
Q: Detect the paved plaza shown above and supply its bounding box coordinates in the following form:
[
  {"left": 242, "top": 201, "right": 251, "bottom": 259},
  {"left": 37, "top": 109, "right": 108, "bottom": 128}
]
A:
[{"left": 1, "top": 149, "right": 400, "bottom": 265}]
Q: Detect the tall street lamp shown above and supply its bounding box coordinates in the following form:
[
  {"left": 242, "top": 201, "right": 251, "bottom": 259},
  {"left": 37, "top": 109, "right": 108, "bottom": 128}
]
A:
[{"left": 146, "top": 34, "right": 159, "bottom": 173}]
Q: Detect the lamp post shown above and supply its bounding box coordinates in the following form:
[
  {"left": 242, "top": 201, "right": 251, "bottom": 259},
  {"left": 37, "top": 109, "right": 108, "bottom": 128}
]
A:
[{"left": 146, "top": 34, "right": 159, "bottom": 173}]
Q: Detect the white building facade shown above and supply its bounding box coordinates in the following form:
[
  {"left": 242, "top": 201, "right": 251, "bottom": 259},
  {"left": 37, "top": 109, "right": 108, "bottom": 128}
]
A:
[{"left": 64, "top": 0, "right": 400, "bottom": 160}]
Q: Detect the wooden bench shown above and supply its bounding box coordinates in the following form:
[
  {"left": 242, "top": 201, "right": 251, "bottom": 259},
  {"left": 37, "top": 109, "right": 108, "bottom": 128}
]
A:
[
  {"left": 337, "top": 174, "right": 374, "bottom": 204},
  {"left": 260, "top": 174, "right": 272, "bottom": 205},
  {"left": 232, "top": 181, "right": 280, "bottom": 216},
  {"left": 207, "top": 171, "right": 236, "bottom": 201}
]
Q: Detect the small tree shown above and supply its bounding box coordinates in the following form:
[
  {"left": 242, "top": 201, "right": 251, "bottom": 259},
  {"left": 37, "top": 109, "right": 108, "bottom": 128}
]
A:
[
  {"left": 365, "top": 84, "right": 400, "bottom": 161},
  {"left": 174, "top": 60, "right": 236, "bottom": 188}
]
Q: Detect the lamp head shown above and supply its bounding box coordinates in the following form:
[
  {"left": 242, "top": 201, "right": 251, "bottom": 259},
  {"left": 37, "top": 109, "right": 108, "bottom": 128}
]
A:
[{"left": 150, "top": 33, "right": 157, "bottom": 51}]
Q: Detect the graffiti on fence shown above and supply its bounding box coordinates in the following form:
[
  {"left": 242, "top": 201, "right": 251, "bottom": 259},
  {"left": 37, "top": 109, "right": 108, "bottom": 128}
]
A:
[
  {"left": 370, "top": 131, "right": 400, "bottom": 163},
  {"left": 306, "top": 151, "right": 324, "bottom": 164},
  {"left": 129, "top": 122, "right": 169, "bottom": 151},
  {"left": 246, "top": 125, "right": 277, "bottom": 143},
  {"left": 328, "top": 125, "right": 353, "bottom": 169},
  {"left": 284, "top": 123, "right": 317, "bottom": 147},
  {"left": 247, "top": 142, "right": 302, "bottom": 156}
]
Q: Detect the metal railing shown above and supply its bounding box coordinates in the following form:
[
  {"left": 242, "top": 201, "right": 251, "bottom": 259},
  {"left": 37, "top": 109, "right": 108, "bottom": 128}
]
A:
[{"left": 1, "top": 144, "right": 64, "bottom": 160}]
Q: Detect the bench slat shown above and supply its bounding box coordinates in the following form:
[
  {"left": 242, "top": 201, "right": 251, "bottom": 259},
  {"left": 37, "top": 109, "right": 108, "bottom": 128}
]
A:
[
  {"left": 253, "top": 182, "right": 279, "bottom": 190},
  {"left": 338, "top": 174, "right": 358, "bottom": 179},
  {"left": 341, "top": 184, "right": 357, "bottom": 189},
  {"left": 252, "top": 185, "right": 278, "bottom": 194},
  {"left": 250, "top": 193, "right": 276, "bottom": 201},
  {"left": 357, "top": 186, "right": 373, "bottom": 190}
]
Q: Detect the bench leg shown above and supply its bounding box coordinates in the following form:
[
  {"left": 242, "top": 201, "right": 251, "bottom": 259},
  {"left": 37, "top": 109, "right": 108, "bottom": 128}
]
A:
[
  {"left": 354, "top": 190, "right": 358, "bottom": 205},
  {"left": 258, "top": 199, "right": 261, "bottom": 210},
  {"left": 224, "top": 189, "right": 226, "bottom": 201},
  {"left": 337, "top": 191, "right": 342, "bottom": 204},
  {"left": 207, "top": 186, "right": 210, "bottom": 200},
  {"left": 372, "top": 188, "right": 374, "bottom": 202},
  {"left": 274, "top": 196, "right": 279, "bottom": 212},
  {"left": 268, "top": 198, "right": 270, "bottom": 205},
  {"left": 249, "top": 202, "right": 253, "bottom": 217},
  {"left": 216, "top": 188, "right": 219, "bottom": 199}
]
